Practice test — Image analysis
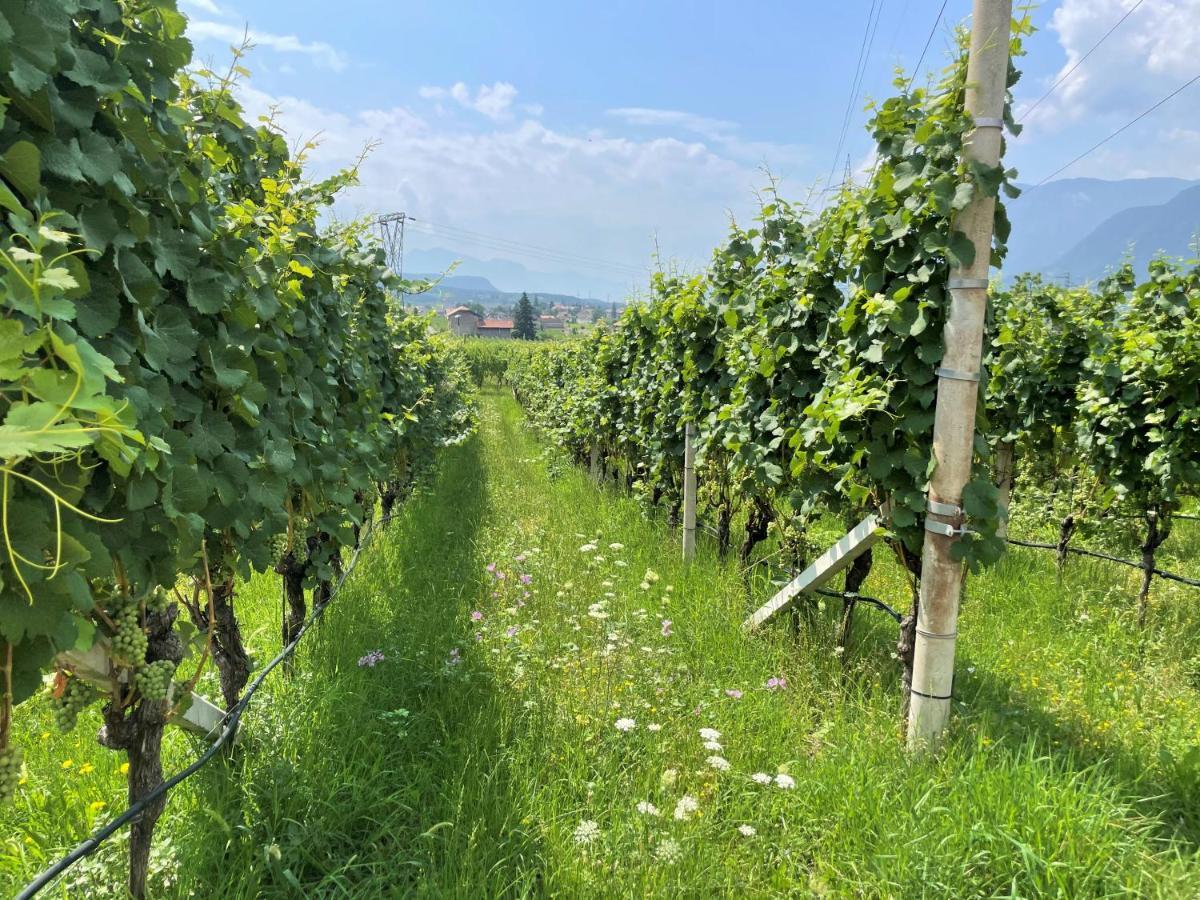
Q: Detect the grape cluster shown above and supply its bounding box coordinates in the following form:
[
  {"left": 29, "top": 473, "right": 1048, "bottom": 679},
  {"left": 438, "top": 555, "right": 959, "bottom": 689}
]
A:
[
  {"left": 111, "top": 605, "right": 148, "bottom": 666},
  {"left": 146, "top": 588, "right": 171, "bottom": 615},
  {"left": 136, "top": 659, "right": 177, "bottom": 702},
  {"left": 53, "top": 678, "right": 97, "bottom": 733},
  {"left": 0, "top": 745, "right": 22, "bottom": 803}
]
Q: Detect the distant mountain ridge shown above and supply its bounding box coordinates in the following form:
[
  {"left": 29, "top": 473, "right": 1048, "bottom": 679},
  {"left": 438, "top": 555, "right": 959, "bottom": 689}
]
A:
[{"left": 1005, "top": 177, "right": 1200, "bottom": 283}]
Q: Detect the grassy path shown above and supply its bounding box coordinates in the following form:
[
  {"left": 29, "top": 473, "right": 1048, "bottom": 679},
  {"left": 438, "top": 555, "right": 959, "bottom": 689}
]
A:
[{"left": 5, "top": 389, "right": 1200, "bottom": 897}]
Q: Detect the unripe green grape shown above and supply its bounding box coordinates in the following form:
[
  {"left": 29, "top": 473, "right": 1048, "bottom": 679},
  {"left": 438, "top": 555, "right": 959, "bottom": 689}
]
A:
[
  {"left": 136, "top": 659, "right": 177, "bottom": 702},
  {"left": 146, "top": 588, "right": 171, "bottom": 615},
  {"left": 111, "top": 607, "right": 148, "bottom": 666},
  {"left": 0, "top": 745, "right": 23, "bottom": 803},
  {"left": 52, "top": 678, "right": 97, "bottom": 733}
]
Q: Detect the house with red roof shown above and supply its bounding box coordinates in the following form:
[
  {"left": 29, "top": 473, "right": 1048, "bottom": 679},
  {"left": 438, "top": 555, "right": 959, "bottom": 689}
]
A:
[{"left": 446, "top": 306, "right": 514, "bottom": 338}]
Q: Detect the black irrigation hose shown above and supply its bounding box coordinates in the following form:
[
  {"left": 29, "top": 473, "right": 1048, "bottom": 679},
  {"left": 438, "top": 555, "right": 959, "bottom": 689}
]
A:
[
  {"left": 814, "top": 588, "right": 903, "bottom": 623},
  {"left": 17, "top": 512, "right": 397, "bottom": 900},
  {"left": 1005, "top": 537, "right": 1200, "bottom": 589}
]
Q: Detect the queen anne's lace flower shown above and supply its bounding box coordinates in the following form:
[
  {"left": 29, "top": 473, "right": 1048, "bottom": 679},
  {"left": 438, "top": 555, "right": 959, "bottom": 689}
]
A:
[
  {"left": 674, "top": 795, "right": 699, "bottom": 820},
  {"left": 614, "top": 717, "right": 636, "bottom": 732},
  {"left": 573, "top": 819, "right": 600, "bottom": 845}
]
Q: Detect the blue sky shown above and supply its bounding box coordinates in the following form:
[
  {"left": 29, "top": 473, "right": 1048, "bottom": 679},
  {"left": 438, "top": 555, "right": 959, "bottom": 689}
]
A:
[{"left": 182, "top": 1, "right": 1200, "bottom": 296}]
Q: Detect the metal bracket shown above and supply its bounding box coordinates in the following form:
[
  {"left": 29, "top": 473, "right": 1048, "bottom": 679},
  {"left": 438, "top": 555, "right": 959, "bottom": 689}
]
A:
[
  {"left": 925, "top": 519, "right": 974, "bottom": 538},
  {"left": 935, "top": 366, "right": 980, "bottom": 383},
  {"left": 973, "top": 116, "right": 1004, "bottom": 129},
  {"left": 927, "top": 499, "right": 962, "bottom": 518},
  {"left": 948, "top": 276, "right": 989, "bottom": 290}
]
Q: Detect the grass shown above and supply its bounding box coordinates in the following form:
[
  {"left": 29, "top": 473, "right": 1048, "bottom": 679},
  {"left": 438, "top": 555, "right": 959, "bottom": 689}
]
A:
[{"left": 3, "top": 387, "right": 1200, "bottom": 897}]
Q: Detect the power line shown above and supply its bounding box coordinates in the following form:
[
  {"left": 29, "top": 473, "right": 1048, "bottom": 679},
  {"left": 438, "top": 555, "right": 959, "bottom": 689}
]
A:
[
  {"left": 823, "top": 0, "right": 887, "bottom": 195},
  {"left": 905, "top": 0, "right": 949, "bottom": 95},
  {"left": 1035, "top": 71, "right": 1200, "bottom": 186},
  {"left": 406, "top": 224, "right": 644, "bottom": 280},
  {"left": 406, "top": 221, "right": 647, "bottom": 278},
  {"left": 414, "top": 219, "right": 647, "bottom": 275},
  {"left": 1017, "top": 0, "right": 1145, "bottom": 123}
]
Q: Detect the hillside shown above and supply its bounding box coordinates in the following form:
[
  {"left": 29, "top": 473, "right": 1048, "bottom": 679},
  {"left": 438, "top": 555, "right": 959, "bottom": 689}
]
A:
[{"left": 1005, "top": 177, "right": 1200, "bottom": 281}]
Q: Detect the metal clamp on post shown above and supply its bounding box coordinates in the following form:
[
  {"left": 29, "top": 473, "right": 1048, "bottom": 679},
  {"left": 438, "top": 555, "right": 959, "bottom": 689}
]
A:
[
  {"left": 925, "top": 519, "right": 974, "bottom": 538},
  {"left": 934, "top": 366, "right": 980, "bottom": 383},
  {"left": 924, "top": 498, "right": 973, "bottom": 538},
  {"left": 927, "top": 499, "right": 962, "bottom": 518}
]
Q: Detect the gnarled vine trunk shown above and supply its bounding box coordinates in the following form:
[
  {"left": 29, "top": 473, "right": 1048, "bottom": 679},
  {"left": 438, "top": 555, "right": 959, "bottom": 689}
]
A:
[
  {"left": 837, "top": 545, "right": 875, "bottom": 659},
  {"left": 207, "top": 573, "right": 251, "bottom": 710},
  {"left": 738, "top": 496, "right": 775, "bottom": 568},
  {"left": 99, "top": 603, "right": 183, "bottom": 899},
  {"left": 276, "top": 549, "right": 308, "bottom": 663},
  {"left": 1056, "top": 514, "right": 1076, "bottom": 573},
  {"left": 1137, "top": 510, "right": 1169, "bottom": 628}
]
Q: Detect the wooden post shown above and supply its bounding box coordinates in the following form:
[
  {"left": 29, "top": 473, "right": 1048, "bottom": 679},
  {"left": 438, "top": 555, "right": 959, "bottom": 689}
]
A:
[
  {"left": 907, "top": 0, "right": 1012, "bottom": 751},
  {"left": 682, "top": 422, "right": 697, "bottom": 563},
  {"left": 589, "top": 444, "right": 600, "bottom": 481},
  {"left": 995, "top": 440, "right": 1015, "bottom": 539}
]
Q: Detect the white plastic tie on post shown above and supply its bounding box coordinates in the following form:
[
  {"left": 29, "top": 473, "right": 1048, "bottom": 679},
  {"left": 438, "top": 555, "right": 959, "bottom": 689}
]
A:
[
  {"left": 973, "top": 116, "right": 1004, "bottom": 129},
  {"left": 935, "top": 367, "right": 980, "bottom": 383},
  {"left": 948, "top": 277, "right": 989, "bottom": 290}
]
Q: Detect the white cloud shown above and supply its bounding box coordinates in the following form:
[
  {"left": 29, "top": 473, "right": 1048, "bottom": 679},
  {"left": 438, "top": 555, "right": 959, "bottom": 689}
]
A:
[
  {"left": 187, "top": 20, "right": 348, "bottom": 71},
  {"left": 1023, "top": 0, "right": 1200, "bottom": 127},
  {"left": 233, "top": 84, "right": 805, "bottom": 284},
  {"left": 180, "top": 0, "right": 227, "bottom": 15},
  {"left": 606, "top": 107, "right": 737, "bottom": 141},
  {"left": 419, "top": 81, "right": 520, "bottom": 120}
]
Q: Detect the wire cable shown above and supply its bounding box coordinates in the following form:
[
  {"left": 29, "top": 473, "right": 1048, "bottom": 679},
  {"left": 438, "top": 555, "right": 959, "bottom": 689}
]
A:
[
  {"left": 1017, "top": 0, "right": 1145, "bottom": 123},
  {"left": 823, "top": 0, "right": 887, "bottom": 195},
  {"left": 17, "top": 511, "right": 398, "bottom": 900},
  {"left": 1034, "top": 71, "right": 1200, "bottom": 185}
]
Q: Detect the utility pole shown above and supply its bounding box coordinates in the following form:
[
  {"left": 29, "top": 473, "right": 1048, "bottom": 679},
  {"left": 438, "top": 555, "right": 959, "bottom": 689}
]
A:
[
  {"left": 375, "top": 212, "right": 409, "bottom": 309},
  {"left": 907, "top": 0, "right": 1012, "bottom": 751}
]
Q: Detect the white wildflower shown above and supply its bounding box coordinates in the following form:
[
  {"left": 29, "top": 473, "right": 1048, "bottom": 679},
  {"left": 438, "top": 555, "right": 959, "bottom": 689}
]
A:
[
  {"left": 655, "top": 838, "right": 682, "bottom": 864},
  {"left": 774, "top": 773, "right": 796, "bottom": 790},
  {"left": 707, "top": 755, "right": 731, "bottom": 772},
  {"left": 647, "top": 723, "right": 663, "bottom": 732},
  {"left": 673, "top": 795, "right": 699, "bottom": 820},
  {"left": 751, "top": 772, "right": 772, "bottom": 785},
  {"left": 661, "top": 768, "right": 678, "bottom": 787},
  {"left": 703, "top": 740, "right": 723, "bottom": 752},
  {"left": 609, "top": 542, "right": 625, "bottom": 550},
  {"left": 698, "top": 727, "right": 722, "bottom": 741},
  {"left": 644, "top": 569, "right": 660, "bottom": 584},
  {"left": 738, "top": 824, "right": 757, "bottom": 837},
  {"left": 635, "top": 801, "right": 660, "bottom": 816},
  {"left": 573, "top": 819, "right": 600, "bottom": 845},
  {"left": 579, "top": 543, "right": 598, "bottom": 553},
  {"left": 615, "top": 717, "right": 636, "bottom": 732}
]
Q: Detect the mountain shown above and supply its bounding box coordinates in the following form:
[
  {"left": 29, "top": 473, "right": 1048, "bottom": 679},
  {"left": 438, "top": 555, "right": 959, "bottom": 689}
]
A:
[
  {"left": 1044, "top": 183, "right": 1200, "bottom": 281},
  {"left": 1004, "top": 177, "right": 1200, "bottom": 282},
  {"left": 402, "top": 247, "right": 640, "bottom": 301}
]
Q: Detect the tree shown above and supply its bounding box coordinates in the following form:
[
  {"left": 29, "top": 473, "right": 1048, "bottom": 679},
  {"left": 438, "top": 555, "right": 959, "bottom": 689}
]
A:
[{"left": 513, "top": 292, "right": 538, "bottom": 340}]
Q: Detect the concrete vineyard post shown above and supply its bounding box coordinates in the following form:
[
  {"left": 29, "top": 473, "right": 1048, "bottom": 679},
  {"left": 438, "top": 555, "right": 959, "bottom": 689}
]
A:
[
  {"left": 996, "top": 440, "right": 1015, "bottom": 539},
  {"left": 682, "top": 422, "right": 697, "bottom": 563},
  {"left": 907, "top": 0, "right": 1013, "bottom": 751}
]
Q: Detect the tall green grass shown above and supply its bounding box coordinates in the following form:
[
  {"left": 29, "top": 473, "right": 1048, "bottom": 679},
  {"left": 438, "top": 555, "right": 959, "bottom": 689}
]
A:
[{"left": 3, "top": 389, "right": 1198, "bottom": 897}]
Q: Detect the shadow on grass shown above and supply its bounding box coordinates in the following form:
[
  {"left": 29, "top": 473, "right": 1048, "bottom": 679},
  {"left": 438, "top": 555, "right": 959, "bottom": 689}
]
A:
[
  {"left": 183, "top": 433, "right": 548, "bottom": 897},
  {"left": 957, "top": 664, "right": 1200, "bottom": 853}
]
